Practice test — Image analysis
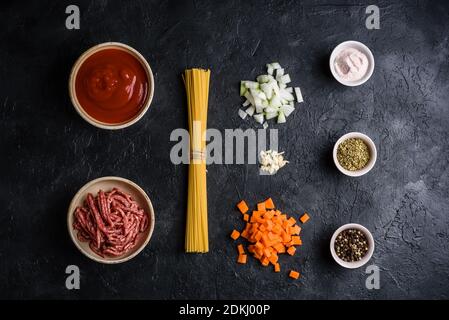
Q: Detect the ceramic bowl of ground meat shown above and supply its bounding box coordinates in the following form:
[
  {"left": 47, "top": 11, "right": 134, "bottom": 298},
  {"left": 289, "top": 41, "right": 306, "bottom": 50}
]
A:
[{"left": 67, "top": 176, "right": 155, "bottom": 264}]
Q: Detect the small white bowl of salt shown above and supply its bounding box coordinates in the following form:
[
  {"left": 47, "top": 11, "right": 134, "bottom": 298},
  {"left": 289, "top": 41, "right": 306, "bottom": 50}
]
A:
[{"left": 330, "top": 40, "right": 374, "bottom": 86}]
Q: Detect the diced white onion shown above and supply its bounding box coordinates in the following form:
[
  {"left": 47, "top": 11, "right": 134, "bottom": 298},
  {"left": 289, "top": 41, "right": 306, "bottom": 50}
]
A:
[
  {"left": 277, "top": 111, "right": 286, "bottom": 124},
  {"left": 239, "top": 62, "right": 304, "bottom": 126},
  {"left": 294, "top": 87, "right": 303, "bottom": 103},
  {"left": 276, "top": 68, "right": 285, "bottom": 77},
  {"left": 265, "top": 112, "right": 278, "bottom": 120},
  {"left": 255, "top": 104, "right": 264, "bottom": 114},
  {"left": 281, "top": 104, "right": 295, "bottom": 117},
  {"left": 253, "top": 113, "right": 264, "bottom": 124},
  {"left": 243, "top": 81, "right": 259, "bottom": 89},
  {"left": 238, "top": 109, "right": 247, "bottom": 119},
  {"left": 245, "top": 106, "right": 255, "bottom": 116},
  {"left": 279, "top": 74, "right": 291, "bottom": 84},
  {"left": 280, "top": 89, "right": 294, "bottom": 101}
]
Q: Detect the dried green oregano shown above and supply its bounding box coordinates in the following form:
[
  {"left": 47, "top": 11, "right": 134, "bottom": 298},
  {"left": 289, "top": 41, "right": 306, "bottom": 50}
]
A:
[{"left": 337, "top": 138, "right": 370, "bottom": 171}]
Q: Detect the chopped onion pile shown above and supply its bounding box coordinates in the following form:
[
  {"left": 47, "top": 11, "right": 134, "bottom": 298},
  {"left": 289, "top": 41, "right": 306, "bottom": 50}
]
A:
[{"left": 239, "top": 62, "right": 304, "bottom": 127}]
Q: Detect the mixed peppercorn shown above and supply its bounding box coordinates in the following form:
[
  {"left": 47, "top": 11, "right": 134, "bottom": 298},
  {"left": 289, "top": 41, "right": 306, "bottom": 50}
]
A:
[{"left": 334, "top": 228, "right": 369, "bottom": 262}]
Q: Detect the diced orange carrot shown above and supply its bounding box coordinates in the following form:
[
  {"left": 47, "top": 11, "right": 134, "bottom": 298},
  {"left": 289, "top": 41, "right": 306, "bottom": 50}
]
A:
[
  {"left": 237, "top": 254, "right": 247, "bottom": 264},
  {"left": 263, "top": 248, "right": 272, "bottom": 258},
  {"left": 275, "top": 210, "right": 282, "bottom": 216},
  {"left": 264, "top": 210, "right": 275, "bottom": 219},
  {"left": 253, "top": 211, "right": 262, "bottom": 218},
  {"left": 253, "top": 231, "right": 262, "bottom": 241},
  {"left": 300, "top": 213, "right": 310, "bottom": 224},
  {"left": 291, "top": 236, "right": 301, "bottom": 245},
  {"left": 261, "top": 257, "right": 270, "bottom": 266},
  {"left": 265, "top": 220, "right": 273, "bottom": 230},
  {"left": 289, "top": 270, "right": 300, "bottom": 279},
  {"left": 237, "top": 200, "right": 249, "bottom": 214},
  {"left": 274, "top": 263, "right": 281, "bottom": 272},
  {"left": 272, "top": 224, "right": 282, "bottom": 235},
  {"left": 230, "top": 229, "right": 240, "bottom": 240},
  {"left": 251, "top": 223, "right": 259, "bottom": 232},
  {"left": 273, "top": 243, "right": 285, "bottom": 253},
  {"left": 261, "top": 235, "right": 271, "bottom": 247},
  {"left": 243, "top": 213, "right": 249, "bottom": 222},
  {"left": 282, "top": 233, "right": 291, "bottom": 243},
  {"left": 237, "top": 244, "right": 245, "bottom": 255},
  {"left": 287, "top": 217, "right": 296, "bottom": 227},
  {"left": 287, "top": 246, "right": 296, "bottom": 256},
  {"left": 291, "top": 225, "right": 301, "bottom": 235},
  {"left": 257, "top": 202, "right": 266, "bottom": 212},
  {"left": 268, "top": 254, "right": 279, "bottom": 265},
  {"left": 264, "top": 198, "right": 275, "bottom": 209},
  {"left": 267, "top": 232, "right": 276, "bottom": 241}
]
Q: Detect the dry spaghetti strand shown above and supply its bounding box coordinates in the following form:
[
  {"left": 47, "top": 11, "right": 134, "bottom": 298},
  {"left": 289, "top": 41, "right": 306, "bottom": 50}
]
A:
[{"left": 183, "top": 68, "right": 210, "bottom": 253}]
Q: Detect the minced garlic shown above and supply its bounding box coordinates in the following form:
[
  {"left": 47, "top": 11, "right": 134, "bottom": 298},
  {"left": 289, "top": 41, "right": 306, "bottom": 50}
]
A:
[{"left": 259, "top": 150, "right": 288, "bottom": 175}]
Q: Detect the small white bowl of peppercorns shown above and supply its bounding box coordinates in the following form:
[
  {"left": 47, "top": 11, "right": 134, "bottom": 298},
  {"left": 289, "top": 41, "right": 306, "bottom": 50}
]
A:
[
  {"left": 330, "top": 223, "right": 374, "bottom": 268},
  {"left": 333, "top": 132, "right": 377, "bottom": 177}
]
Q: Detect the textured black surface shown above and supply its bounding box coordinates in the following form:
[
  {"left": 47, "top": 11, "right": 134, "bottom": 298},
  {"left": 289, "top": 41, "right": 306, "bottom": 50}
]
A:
[{"left": 1, "top": 0, "right": 449, "bottom": 299}]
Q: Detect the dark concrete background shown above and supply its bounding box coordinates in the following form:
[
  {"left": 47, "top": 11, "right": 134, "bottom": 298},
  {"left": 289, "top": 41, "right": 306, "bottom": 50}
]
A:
[{"left": 1, "top": 0, "right": 448, "bottom": 299}]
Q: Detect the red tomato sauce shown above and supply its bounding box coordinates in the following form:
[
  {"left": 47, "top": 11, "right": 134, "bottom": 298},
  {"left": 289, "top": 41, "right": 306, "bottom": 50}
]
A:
[{"left": 75, "top": 48, "right": 148, "bottom": 124}]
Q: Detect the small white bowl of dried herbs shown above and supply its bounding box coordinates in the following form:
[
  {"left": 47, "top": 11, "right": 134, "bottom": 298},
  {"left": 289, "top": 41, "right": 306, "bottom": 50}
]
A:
[{"left": 333, "top": 132, "right": 377, "bottom": 177}]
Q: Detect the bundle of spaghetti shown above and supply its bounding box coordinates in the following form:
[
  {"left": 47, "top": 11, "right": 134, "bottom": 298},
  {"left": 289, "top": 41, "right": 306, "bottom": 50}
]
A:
[{"left": 183, "top": 68, "right": 210, "bottom": 253}]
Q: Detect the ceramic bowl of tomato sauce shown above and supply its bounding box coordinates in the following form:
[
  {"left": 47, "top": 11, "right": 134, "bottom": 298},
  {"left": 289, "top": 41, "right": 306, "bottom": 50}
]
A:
[{"left": 69, "top": 42, "right": 154, "bottom": 129}]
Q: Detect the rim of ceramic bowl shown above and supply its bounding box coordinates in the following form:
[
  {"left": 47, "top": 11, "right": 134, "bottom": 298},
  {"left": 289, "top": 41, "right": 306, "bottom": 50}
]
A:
[
  {"left": 329, "top": 40, "right": 375, "bottom": 87},
  {"left": 68, "top": 42, "right": 154, "bottom": 130},
  {"left": 330, "top": 223, "right": 375, "bottom": 269},
  {"left": 67, "top": 176, "right": 155, "bottom": 264},
  {"left": 333, "top": 132, "right": 377, "bottom": 177}
]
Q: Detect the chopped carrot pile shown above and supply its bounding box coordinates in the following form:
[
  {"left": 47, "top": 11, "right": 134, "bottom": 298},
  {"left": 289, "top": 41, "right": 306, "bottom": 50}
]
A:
[
  {"left": 289, "top": 270, "right": 300, "bottom": 279},
  {"left": 232, "top": 198, "right": 311, "bottom": 279}
]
